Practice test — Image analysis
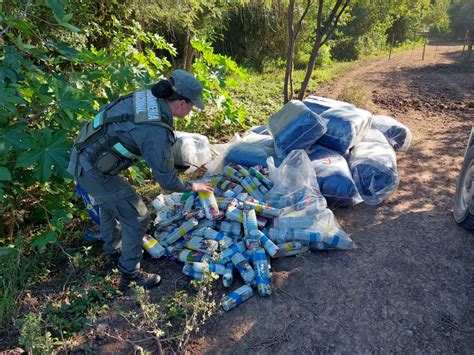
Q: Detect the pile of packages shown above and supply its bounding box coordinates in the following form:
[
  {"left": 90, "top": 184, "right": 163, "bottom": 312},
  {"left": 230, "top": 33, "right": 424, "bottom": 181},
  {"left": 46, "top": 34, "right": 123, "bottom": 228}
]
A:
[
  {"left": 147, "top": 148, "right": 355, "bottom": 311},
  {"left": 198, "top": 96, "right": 412, "bottom": 207}
]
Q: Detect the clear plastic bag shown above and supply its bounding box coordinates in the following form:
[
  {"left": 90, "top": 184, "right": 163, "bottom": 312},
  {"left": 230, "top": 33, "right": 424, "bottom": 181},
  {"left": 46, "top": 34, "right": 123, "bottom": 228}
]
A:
[
  {"left": 224, "top": 131, "right": 282, "bottom": 168},
  {"left": 265, "top": 150, "right": 327, "bottom": 211},
  {"left": 371, "top": 115, "right": 412, "bottom": 151},
  {"left": 349, "top": 129, "right": 399, "bottom": 205},
  {"left": 173, "top": 131, "right": 212, "bottom": 173},
  {"left": 306, "top": 144, "right": 362, "bottom": 206},
  {"left": 303, "top": 95, "right": 355, "bottom": 114},
  {"left": 318, "top": 106, "right": 372, "bottom": 153},
  {"left": 267, "top": 100, "right": 327, "bottom": 158}
]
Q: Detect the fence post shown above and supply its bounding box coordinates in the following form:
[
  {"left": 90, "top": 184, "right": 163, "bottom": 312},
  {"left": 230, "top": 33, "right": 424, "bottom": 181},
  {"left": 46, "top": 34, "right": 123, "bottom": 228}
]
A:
[
  {"left": 388, "top": 34, "right": 395, "bottom": 60},
  {"left": 422, "top": 35, "right": 427, "bottom": 60}
]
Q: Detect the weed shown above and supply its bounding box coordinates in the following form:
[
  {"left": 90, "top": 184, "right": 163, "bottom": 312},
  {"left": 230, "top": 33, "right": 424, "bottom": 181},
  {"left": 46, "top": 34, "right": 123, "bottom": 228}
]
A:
[
  {"left": 46, "top": 274, "right": 119, "bottom": 338},
  {"left": 339, "top": 83, "right": 373, "bottom": 110},
  {"left": 18, "top": 312, "right": 56, "bottom": 354}
]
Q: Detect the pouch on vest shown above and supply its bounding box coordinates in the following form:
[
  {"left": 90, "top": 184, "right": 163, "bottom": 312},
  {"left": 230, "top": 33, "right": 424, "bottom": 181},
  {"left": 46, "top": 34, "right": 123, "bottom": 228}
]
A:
[
  {"left": 75, "top": 111, "right": 106, "bottom": 152},
  {"left": 92, "top": 137, "right": 137, "bottom": 175}
]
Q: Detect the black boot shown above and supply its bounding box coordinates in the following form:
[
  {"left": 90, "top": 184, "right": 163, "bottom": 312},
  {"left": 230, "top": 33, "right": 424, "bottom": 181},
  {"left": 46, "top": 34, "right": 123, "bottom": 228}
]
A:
[
  {"left": 119, "top": 268, "right": 161, "bottom": 290},
  {"left": 104, "top": 250, "right": 121, "bottom": 268}
]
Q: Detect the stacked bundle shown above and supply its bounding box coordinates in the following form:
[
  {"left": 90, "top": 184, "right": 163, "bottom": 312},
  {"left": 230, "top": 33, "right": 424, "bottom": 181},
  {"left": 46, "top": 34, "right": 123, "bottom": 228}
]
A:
[
  {"left": 220, "top": 96, "right": 411, "bottom": 207},
  {"left": 147, "top": 150, "right": 355, "bottom": 311}
]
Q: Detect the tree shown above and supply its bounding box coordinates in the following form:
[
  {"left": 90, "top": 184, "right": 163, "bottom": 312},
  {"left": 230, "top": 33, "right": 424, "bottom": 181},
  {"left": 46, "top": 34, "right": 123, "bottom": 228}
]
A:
[{"left": 283, "top": 0, "right": 351, "bottom": 103}]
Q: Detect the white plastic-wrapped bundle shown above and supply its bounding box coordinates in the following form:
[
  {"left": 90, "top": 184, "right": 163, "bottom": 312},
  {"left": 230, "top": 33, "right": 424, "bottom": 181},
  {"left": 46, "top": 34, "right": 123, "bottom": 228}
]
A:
[
  {"left": 173, "top": 131, "right": 212, "bottom": 173},
  {"left": 303, "top": 95, "right": 355, "bottom": 114},
  {"left": 306, "top": 144, "right": 362, "bottom": 206},
  {"left": 371, "top": 115, "right": 412, "bottom": 151},
  {"left": 267, "top": 100, "right": 327, "bottom": 158},
  {"left": 318, "top": 106, "right": 372, "bottom": 153},
  {"left": 349, "top": 129, "right": 399, "bottom": 205}
]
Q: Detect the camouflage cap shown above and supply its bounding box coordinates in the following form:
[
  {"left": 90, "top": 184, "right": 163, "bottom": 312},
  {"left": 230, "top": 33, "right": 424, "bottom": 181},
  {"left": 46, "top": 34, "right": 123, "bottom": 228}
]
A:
[{"left": 170, "top": 69, "right": 204, "bottom": 109}]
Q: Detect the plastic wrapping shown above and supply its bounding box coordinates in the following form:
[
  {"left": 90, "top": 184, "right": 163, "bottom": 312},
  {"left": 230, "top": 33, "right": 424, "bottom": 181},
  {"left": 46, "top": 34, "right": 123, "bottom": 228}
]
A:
[
  {"left": 224, "top": 142, "right": 281, "bottom": 169},
  {"left": 265, "top": 150, "right": 327, "bottom": 211},
  {"left": 172, "top": 131, "right": 212, "bottom": 173},
  {"left": 303, "top": 95, "right": 355, "bottom": 114},
  {"left": 371, "top": 115, "right": 412, "bottom": 151},
  {"left": 267, "top": 100, "right": 327, "bottom": 158},
  {"left": 306, "top": 144, "right": 362, "bottom": 206},
  {"left": 318, "top": 106, "right": 372, "bottom": 153},
  {"left": 349, "top": 129, "right": 399, "bottom": 205}
]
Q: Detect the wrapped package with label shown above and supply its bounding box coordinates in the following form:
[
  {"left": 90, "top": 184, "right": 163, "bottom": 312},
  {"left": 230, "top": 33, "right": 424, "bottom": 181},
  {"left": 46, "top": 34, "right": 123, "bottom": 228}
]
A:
[{"left": 306, "top": 144, "right": 362, "bottom": 206}]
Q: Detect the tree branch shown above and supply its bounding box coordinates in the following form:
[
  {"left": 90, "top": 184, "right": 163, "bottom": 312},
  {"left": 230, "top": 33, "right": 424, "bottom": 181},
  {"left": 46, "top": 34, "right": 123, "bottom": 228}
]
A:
[{"left": 0, "top": 0, "right": 33, "bottom": 40}]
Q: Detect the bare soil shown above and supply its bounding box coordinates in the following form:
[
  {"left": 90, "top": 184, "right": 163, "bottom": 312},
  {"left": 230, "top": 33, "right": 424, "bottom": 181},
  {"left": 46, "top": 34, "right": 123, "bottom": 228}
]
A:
[{"left": 187, "top": 43, "right": 474, "bottom": 354}]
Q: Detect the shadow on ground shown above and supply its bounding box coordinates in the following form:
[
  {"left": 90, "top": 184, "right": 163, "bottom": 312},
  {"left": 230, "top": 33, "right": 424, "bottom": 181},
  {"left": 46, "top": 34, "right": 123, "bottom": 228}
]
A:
[{"left": 193, "top": 209, "right": 473, "bottom": 354}]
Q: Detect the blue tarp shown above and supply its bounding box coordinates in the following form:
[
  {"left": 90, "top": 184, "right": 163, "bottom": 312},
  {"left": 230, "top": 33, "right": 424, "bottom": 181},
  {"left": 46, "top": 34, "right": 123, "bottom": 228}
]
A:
[
  {"left": 307, "top": 144, "right": 362, "bottom": 206},
  {"left": 225, "top": 141, "right": 283, "bottom": 168}
]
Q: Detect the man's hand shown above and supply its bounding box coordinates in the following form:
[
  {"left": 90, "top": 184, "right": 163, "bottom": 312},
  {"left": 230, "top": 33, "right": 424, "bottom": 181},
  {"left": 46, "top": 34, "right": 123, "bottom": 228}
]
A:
[{"left": 192, "top": 181, "right": 213, "bottom": 193}]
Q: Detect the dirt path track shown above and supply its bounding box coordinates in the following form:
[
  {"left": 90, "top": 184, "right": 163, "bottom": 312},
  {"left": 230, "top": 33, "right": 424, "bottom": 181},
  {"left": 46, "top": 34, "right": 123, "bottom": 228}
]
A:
[{"left": 191, "top": 44, "right": 474, "bottom": 354}]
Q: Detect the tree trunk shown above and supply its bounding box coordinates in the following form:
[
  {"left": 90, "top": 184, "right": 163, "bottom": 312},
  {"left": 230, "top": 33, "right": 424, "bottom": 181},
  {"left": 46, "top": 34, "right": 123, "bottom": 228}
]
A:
[
  {"left": 297, "top": 0, "right": 350, "bottom": 100},
  {"left": 183, "top": 30, "right": 194, "bottom": 71},
  {"left": 283, "top": 0, "right": 296, "bottom": 103}
]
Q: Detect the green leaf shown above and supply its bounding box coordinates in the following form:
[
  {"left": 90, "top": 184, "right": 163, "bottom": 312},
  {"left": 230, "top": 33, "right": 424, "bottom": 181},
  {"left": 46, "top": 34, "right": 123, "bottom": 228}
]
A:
[
  {"left": 0, "top": 124, "right": 31, "bottom": 160},
  {"left": 51, "top": 209, "right": 72, "bottom": 230},
  {"left": 31, "top": 230, "right": 57, "bottom": 252},
  {"left": 15, "top": 129, "right": 72, "bottom": 182},
  {"left": 44, "top": 0, "right": 82, "bottom": 33},
  {"left": 0, "top": 167, "right": 12, "bottom": 181}
]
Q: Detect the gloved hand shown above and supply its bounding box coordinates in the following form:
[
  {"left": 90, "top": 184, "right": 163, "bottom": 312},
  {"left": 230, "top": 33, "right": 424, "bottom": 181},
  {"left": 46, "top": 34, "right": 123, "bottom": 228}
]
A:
[{"left": 192, "top": 181, "right": 213, "bottom": 193}]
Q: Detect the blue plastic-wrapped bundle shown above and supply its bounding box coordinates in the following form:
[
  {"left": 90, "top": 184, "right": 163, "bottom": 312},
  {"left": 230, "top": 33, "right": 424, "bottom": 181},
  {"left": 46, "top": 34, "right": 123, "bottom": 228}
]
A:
[
  {"left": 267, "top": 100, "right": 327, "bottom": 158},
  {"left": 76, "top": 183, "right": 100, "bottom": 226},
  {"left": 224, "top": 142, "right": 283, "bottom": 168},
  {"left": 306, "top": 144, "right": 362, "bottom": 206},
  {"left": 349, "top": 129, "right": 399, "bottom": 205},
  {"left": 371, "top": 115, "right": 412, "bottom": 151},
  {"left": 303, "top": 96, "right": 355, "bottom": 114},
  {"left": 249, "top": 125, "right": 270, "bottom": 135},
  {"left": 317, "top": 106, "right": 372, "bottom": 153}
]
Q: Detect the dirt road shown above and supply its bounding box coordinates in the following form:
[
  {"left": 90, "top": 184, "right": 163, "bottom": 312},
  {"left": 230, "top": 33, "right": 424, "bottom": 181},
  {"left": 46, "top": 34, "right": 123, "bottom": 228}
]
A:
[{"left": 191, "top": 44, "right": 474, "bottom": 353}]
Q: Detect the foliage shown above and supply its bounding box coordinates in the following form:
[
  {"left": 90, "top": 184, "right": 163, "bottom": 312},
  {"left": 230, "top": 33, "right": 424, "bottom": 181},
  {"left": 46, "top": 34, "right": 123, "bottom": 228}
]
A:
[
  {"left": 0, "top": 5, "right": 175, "bottom": 247},
  {"left": 46, "top": 275, "right": 119, "bottom": 337},
  {"left": 19, "top": 312, "right": 56, "bottom": 354},
  {"left": 176, "top": 37, "right": 248, "bottom": 133},
  {"left": 213, "top": 3, "right": 289, "bottom": 71},
  {"left": 449, "top": 0, "right": 474, "bottom": 38}
]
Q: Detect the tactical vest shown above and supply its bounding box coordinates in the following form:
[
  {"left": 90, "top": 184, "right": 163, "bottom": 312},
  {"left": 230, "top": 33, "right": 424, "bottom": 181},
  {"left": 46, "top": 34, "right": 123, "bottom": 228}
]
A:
[{"left": 74, "top": 90, "right": 174, "bottom": 175}]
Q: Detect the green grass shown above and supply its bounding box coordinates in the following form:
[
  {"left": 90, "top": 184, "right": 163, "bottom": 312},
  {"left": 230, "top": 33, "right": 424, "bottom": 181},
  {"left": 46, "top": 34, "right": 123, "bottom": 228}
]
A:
[{"left": 228, "top": 61, "right": 354, "bottom": 132}]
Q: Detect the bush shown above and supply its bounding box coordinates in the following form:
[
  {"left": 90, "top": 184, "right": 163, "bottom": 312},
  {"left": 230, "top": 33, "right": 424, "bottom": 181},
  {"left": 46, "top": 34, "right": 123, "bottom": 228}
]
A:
[{"left": 331, "top": 38, "right": 360, "bottom": 61}]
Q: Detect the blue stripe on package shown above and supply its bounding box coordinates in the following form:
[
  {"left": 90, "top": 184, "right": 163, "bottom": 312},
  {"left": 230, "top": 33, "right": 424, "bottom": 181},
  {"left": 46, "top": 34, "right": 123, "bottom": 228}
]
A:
[
  {"left": 76, "top": 183, "right": 100, "bottom": 226},
  {"left": 303, "top": 96, "right": 355, "bottom": 114},
  {"left": 225, "top": 142, "right": 283, "bottom": 168},
  {"left": 229, "top": 291, "right": 242, "bottom": 304},
  {"left": 267, "top": 100, "right": 327, "bottom": 158}
]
